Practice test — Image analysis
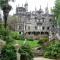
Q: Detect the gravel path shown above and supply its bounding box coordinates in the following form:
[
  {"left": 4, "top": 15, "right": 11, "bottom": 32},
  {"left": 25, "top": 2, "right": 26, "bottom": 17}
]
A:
[{"left": 33, "top": 57, "right": 54, "bottom": 60}]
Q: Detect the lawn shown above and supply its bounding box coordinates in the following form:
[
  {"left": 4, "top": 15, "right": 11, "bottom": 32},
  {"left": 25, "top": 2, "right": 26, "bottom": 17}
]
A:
[{"left": 15, "top": 40, "right": 39, "bottom": 48}]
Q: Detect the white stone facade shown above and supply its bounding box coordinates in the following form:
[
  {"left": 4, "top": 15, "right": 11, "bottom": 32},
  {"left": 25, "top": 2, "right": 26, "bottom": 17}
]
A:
[{"left": 15, "top": 3, "right": 55, "bottom": 39}]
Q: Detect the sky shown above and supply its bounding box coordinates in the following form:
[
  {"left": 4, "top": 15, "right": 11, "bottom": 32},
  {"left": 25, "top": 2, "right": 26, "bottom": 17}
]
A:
[{"left": 8, "top": 0, "right": 55, "bottom": 15}]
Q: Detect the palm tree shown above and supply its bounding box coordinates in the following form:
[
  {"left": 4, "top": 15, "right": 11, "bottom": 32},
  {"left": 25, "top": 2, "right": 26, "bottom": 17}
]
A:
[{"left": 0, "top": 0, "right": 14, "bottom": 29}]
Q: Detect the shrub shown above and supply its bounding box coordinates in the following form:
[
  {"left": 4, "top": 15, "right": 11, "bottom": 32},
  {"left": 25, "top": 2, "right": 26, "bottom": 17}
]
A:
[
  {"left": 44, "top": 40, "right": 60, "bottom": 59},
  {"left": 40, "top": 37, "right": 48, "bottom": 42},
  {"left": 19, "top": 43, "right": 33, "bottom": 60},
  {"left": 19, "top": 35, "right": 25, "bottom": 40},
  {"left": 1, "top": 45, "right": 17, "bottom": 60},
  {"left": 0, "top": 25, "right": 14, "bottom": 44},
  {"left": 10, "top": 31, "right": 20, "bottom": 40},
  {"left": 28, "top": 38, "right": 33, "bottom": 41},
  {"left": 38, "top": 37, "right": 48, "bottom": 46}
]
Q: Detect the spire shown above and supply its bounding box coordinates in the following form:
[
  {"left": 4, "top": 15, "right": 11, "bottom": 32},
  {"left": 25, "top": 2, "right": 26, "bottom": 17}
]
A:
[
  {"left": 25, "top": 0, "right": 28, "bottom": 6},
  {"left": 39, "top": 5, "right": 42, "bottom": 10},
  {"left": 39, "top": 5, "right": 43, "bottom": 13},
  {"left": 35, "top": 6, "right": 37, "bottom": 11},
  {"left": 16, "top": 5, "right": 18, "bottom": 8},
  {"left": 18, "top": 4, "right": 19, "bottom": 7},
  {"left": 22, "top": 4, "right": 23, "bottom": 7},
  {"left": 24, "top": 0, "right": 28, "bottom": 12},
  {"left": 35, "top": 6, "right": 37, "bottom": 14},
  {"left": 26, "top": 0, "right": 28, "bottom": 4},
  {"left": 45, "top": 3, "right": 49, "bottom": 14}
]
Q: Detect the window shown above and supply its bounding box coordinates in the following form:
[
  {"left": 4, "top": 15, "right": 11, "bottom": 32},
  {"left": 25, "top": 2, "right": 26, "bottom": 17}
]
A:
[
  {"left": 37, "top": 19, "right": 39, "bottom": 22},
  {"left": 42, "top": 26, "right": 45, "bottom": 30},
  {"left": 40, "top": 19, "right": 43, "bottom": 22},
  {"left": 35, "top": 26, "right": 37, "bottom": 30},
  {"left": 28, "top": 18, "right": 30, "bottom": 20},
  {"left": 28, "top": 26, "right": 30, "bottom": 30},
  {"left": 28, "top": 32, "right": 31, "bottom": 35},
  {"left": 35, "top": 17, "right": 37, "bottom": 20},
  {"left": 49, "top": 19, "right": 52, "bottom": 22},
  {"left": 19, "top": 26, "right": 21, "bottom": 29},
  {"left": 25, "top": 25, "right": 26, "bottom": 30},
  {"left": 37, "top": 22, "right": 42, "bottom": 25},
  {"left": 45, "top": 32, "right": 49, "bottom": 35},
  {"left": 52, "top": 25, "right": 54, "bottom": 27},
  {"left": 42, "top": 18, "right": 45, "bottom": 22},
  {"left": 47, "top": 27, "right": 49, "bottom": 30},
  {"left": 41, "top": 32, "right": 44, "bottom": 34}
]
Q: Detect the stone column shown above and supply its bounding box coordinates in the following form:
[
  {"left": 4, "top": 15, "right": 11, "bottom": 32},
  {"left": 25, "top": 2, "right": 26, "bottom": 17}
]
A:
[{"left": 15, "top": 44, "right": 20, "bottom": 60}]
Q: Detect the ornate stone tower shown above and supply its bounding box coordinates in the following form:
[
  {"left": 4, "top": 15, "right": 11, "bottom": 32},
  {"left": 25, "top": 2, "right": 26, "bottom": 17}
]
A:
[
  {"left": 24, "top": 1, "right": 28, "bottom": 12},
  {"left": 45, "top": 4, "right": 49, "bottom": 14}
]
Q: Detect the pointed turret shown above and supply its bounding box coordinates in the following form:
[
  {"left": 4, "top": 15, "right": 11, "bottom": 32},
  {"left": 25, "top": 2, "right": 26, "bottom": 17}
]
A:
[
  {"left": 35, "top": 6, "right": 37, "bottom": 14},
  {"left": 45, "top": 3, "right": 49, "bottom": 14},
  {"left": 39, "top": 5, "right": 42, "bottom": 11},
  {"left": 24, "top": 0, "right": 28, "bottom": 12},
  {"left": 39, "top": 5, "right": 43, "bottom": 13},
  {"left": 22, "top": 4, "right": 23, "bottom": 7},
  {"left": 18, "top": 4, "right": 19, "bottom": 7},
  {"left": 35, "top": 6, "right": 37, "bottom": 11}
]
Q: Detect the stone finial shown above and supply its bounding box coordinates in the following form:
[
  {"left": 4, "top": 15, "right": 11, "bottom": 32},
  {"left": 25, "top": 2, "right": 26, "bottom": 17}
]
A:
[
  {"left": 39, "top": 5, "right": 41, "bottom": 10},
  {"left": 45, "top": 3, "right": 49, "bottom": 14}
]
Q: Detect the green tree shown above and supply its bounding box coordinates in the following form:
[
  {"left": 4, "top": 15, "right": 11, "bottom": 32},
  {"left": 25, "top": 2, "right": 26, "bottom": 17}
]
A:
[
  {"left": 0, "top": 0, "right": 10, "bottom": 28},
  {"left": 0, "top": 25, "right": 14, "bottom": 44},
  {"left": 52, "top": 0, "right": 60, "bottom": 26},
  {"left": 7, "top": 15, "right": 18, "bottom": 31},
  {"left": 44, "top": 40, "right": 60, "bottom": 59},
  {"left": 0, "top": 1, "right": 17, "bottom": 60},
  {"left": 0, "top": 0, "right": 15, "bottom": 45},
  {"left": 0, "top": 0, "right": 14, "bottom": 29}
]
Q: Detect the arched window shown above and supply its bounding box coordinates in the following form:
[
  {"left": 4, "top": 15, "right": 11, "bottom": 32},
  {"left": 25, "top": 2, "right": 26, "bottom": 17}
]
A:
[
  {"left": 47, "top": 27, "right": 49, "bottom": 30},
  {"left": 42, "top": 26, "right": 45, "bottom": 30},
  {"left": 49, "top": 19, "right": 52, "bottom": 22},
  {"left": 28, "top": 26, "right": 30, "bottom": 30},
  {"left": 35, "top": 26, "right": 37, "bottom": 30}
]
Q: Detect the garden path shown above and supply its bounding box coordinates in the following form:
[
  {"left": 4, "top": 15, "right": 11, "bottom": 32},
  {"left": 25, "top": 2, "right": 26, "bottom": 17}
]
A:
[{"left": 33, "top": 57, "right": 54, "bottom": 60}]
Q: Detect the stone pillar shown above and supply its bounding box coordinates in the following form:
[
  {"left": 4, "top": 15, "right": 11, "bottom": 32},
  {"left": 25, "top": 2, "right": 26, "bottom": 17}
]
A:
[
  {"left": 15, "top": 44, "right": 20, "bottom": 60},
  {"left": 16, "top": 50, "right": 20, "bottom": 60}
]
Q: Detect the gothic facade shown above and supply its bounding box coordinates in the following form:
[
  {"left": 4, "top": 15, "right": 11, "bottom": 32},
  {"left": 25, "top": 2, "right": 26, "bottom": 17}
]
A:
[{"left": 15, "top": 2, "right": 54, "bottom": 39}]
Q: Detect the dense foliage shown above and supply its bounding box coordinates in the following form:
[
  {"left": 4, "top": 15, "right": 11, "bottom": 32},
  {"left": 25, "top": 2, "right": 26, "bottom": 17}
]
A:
[
  {"left": 38, "top": 37, "right": 48, "bottom": 47},
  {"left": 10, "top": 31, "right": 20, "bottom": 40},
  {"left": 44, "top": 40, "right": 60, "bottom": 59},
  {"left": 0, "top": 0, "right": 8, "bottom": 9},
  {"left": 0, "top": 25, "right": 14, "bottom": 44},
  {"left": 19, "top": 43, "right": 33, "bottom": 60},
  {"left": 0, "top": 25, "right": 16, "bottom": 60},
  {"left": 1, "top": 45, "right": 16, "bottom": 60},
  {"left": 0, "top": 0, "right": 14, "bottom": 8},
  {"left": 7, "top": 16, "right": 18, "bottom": 31},
  {"left": 52, "top": 0, "right": 60, "bottom": 26},
  {"left": 0, "top": 24, "right": 34, "bottom": 60}
]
